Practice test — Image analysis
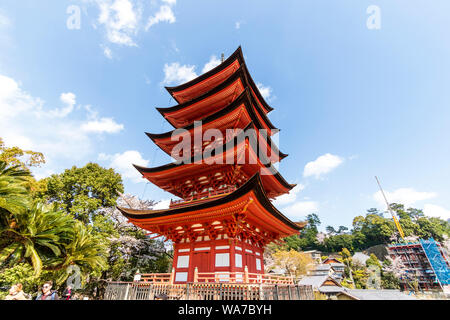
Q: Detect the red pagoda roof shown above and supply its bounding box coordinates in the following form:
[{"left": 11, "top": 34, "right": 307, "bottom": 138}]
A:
[
  {"left": 158, "top": 67, "right": 276, "bottom": 129},
  {"left": 118, "top": 173, "right": 301, "bottom": 239},
  {"left": 133, "top": 131, "right": 295, "bottom": 199},
  {"left": 164, "top": 47, "right": 273, "bottom": 113},
  {"left": 147, "top": 90, "right": 284, "bottom": 158}
]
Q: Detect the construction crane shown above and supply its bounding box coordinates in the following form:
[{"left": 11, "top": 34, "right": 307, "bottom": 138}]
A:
[{"left": 375, "top": 176, "right": 405, "bottom": 241}]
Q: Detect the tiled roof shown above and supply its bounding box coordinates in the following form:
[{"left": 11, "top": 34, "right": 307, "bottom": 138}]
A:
[
  {"left": 341, "top": 289, "right": 417, "bottom": 300},
  {"left": 319, "top": 286, "right": 345, "bottom": 294}
]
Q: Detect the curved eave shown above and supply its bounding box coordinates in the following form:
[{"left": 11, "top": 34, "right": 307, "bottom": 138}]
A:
[
  {"left": 146, "top": 125, "right": 287, "bottom": 161},
  {"left": 134, "top": 122, "right": 288, "bottom": 176},
  {"left": 118, "top": 173, "right": 300, "bottom": 232},
  {"left": 271, "top": 171, "right": 296, "bottom": 191},
  {"left": 240, "top": 63, "right": 273, "bottom": 113},
  {"left": 147, "top": 88, "right": 279, "bottom": 146},
  {"left": 165, "top": 47, "right": 245, "bottom": 98},
  {"left": 157, "top": 66, "right": 275, "bottom": 129}
]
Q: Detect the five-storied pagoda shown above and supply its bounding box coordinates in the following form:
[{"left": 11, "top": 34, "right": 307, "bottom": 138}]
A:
[{"left": 118, "top": 47, "right": 305, "bottom": 283}]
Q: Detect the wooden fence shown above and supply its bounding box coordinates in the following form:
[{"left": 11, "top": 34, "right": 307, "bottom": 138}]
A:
[{"left": 104, "top": 282, "right": 314, "bottom": 300}]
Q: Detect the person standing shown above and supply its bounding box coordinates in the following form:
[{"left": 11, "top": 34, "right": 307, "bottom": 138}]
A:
[
  {"left": 36, "top": 281, "right": 59, "bottom": 300},
  {"left": 62, "top": 286, "right": 72, "bottom": 300},
  {"left": 4, "top": 283, "right": 28, "bottom": 300}
]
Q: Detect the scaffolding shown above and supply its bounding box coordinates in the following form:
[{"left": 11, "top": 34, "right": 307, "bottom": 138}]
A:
[
  {"left": 420, "top": 239, "right": 450, "bottom": 287},
  {"left": 388, "top": 238, "right": 450, "bottom": 291}
]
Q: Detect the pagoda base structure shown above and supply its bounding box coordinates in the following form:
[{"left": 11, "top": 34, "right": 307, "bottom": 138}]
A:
[
  {"left": 173, "top": 235, "right": 264, "bottom": 283},
  {"left": 119, "top": 174, "right": 305, "bottom": 284}
]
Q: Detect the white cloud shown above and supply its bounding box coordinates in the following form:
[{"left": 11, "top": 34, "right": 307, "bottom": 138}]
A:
[
  {"left": 256, "top": 82, "right": 272, "bottom": 101},
  {"left": 99, "top": 150, "right": 149, "bottom": 183},
  {"left": 0, "top": 10, "right": 11, "bottom": 28},
  {"left": 273, "top": 184, "right": 305, "bottom": 207},
  {"left": 102, "top": 45, "right": 113, "bottom": 59},
  {"left": 0, "top": 75, "right": 43, "bottom": 120},
  {"left": 282, "top": 201, "right": 319, "bottom": 220},
  {"left": 160, "top": 55, "right": 230, "bottom": 86},
  {"left": 423, "top": 204, "right": 450, "bottom": 220},
  {"left": 303, "top": 153, "right": 344, "bottom": 179},
  {"left": 81, "top": 117, "right": 124, "bottom": 133},
  {"left": 202, "top": 55, "right": 221, "bottom": 74},
  {"left": 235, "top": 21, "right": 241, "bottom": 29},
  {"left": 373, "top": 188, "right": 437, "bottom": 208},
  {"left": 96, "top": 0, "right": 141, "bottom": 46},
  {"left": 162, "top": 62, "right": 198, "bottom": 85},
  {"left": 48, "top": 92, "right": 77, "bottom": 118},
  {"left": 84, "top": 0, "right": 179, "bottom": 51},
  {"left": 0, "top": 73, "right": 124, "bottom": 178},
  {"left": 60, "top": 92, "right": 76, "bottom": 107},
  {"left": 145, "top": 5, "right": 175, "bottom": 30}
]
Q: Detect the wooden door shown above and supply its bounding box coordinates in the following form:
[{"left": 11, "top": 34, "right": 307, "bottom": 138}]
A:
[
  {"left": 192, "top": 252, "right": 210, "bottom": 281},
  {"left": 245, "top": 253, "right": 256, "bottom": 273}
]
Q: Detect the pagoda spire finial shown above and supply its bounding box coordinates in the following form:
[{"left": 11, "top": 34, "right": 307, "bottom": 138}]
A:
[{"left": 221, "top": 53, "right": 225, "bottom": 63}]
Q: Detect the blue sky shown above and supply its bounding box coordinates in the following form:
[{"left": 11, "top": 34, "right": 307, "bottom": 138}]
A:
[{"left": 1, "top": 0, "right": 449, "bottom": 230}]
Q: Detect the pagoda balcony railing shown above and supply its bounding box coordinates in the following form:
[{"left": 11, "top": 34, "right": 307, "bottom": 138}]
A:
[
  {"left": 169, "top": 186, "right": 237, "bottom": 208},
  {"left": 139, "top": 268, "right": 295, "bottom": 285},
  {"left": 195, "top": 271, "right": 294, "bottom": 285},
  {"left": 140, "top": 273, "right": 172, "bottom": 283}
]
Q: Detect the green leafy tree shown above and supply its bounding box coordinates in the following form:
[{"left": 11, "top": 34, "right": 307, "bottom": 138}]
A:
[
  {"left": 340, "top": 248, "right": 355, "bottom": 288},
  {"left": 271, "top": 249, "right": 314, "bottom": 279},
  {"left": 380, "top": 259, "right": 400, "bottom": 289},
  {"left": 391, "top": 204, "right": 418, "bottom": 237},
  {"left": 298, "top": 213, "right": 321, "bottom": 250},
  {"left": 0, "top": 138, "right": 45, "bottom": 170},
  {"left": 352, "top": 269, "right": 369, "bottom": 289},
  {"left": 323, "top": 234, "right": 354, "bottom": 252},
  {"left": 351, "top": 211, "right": 395, "bottom": 249},
  {"left": 0, "top": 138, "right": 47, "bottom": 196},
  {"left": 0, "top": 263, "right": 39, "bottom": 299},
  {"left": 366, "top": 253, "right": 381, "bottom": 268},
  {"left": 1, "top": 159, "right": 108, "bottom": 286},
  {"left": 37, "top": 163, "right": 124, "bottom": 224},
  {"left": 279, "top": 214, "right": 321, "bottom": 251},
  {"left": 326, "top": 226, "right": 336, "bottom": 234},
  {"left": 415, "top": 217, "right": 449, "bottom": 241},
  {"left": 337, "top": 226, "right": 349, "bottom": 234}
]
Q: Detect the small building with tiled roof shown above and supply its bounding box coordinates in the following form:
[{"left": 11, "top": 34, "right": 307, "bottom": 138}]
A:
[{"left": 298, "top": 275, "right": 344, "bottom": 297}]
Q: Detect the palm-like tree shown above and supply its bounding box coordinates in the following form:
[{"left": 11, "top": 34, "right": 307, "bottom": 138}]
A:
[
  {"left": 0, "top": 161, "right": 30, "bottom": 220},
  {"left": 47, "top": 221, "right": 108, "bottom": 284},
  {"left": 0, "top": 202, "right": 75, "bottom": 275},
  {"left": 0, "top": 161, "right": 108, "bottom": 281}
]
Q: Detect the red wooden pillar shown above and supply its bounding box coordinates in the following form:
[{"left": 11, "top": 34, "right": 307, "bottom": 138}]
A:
[
  {"left": 187, "top": 239, "right": 195, "bottom": 282},
  {"left": 210, "top": 238, "right": 216, "bottom": 278},
  {"left": 229, "top": 238, "right": 236, "bottom": 281}
]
